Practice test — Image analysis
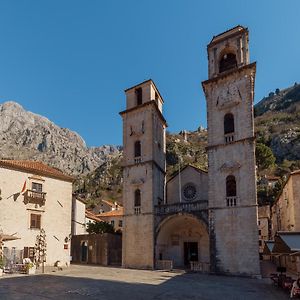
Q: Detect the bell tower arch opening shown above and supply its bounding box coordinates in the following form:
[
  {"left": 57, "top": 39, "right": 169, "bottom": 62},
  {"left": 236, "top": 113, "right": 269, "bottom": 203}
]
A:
[{"left": 219, "top": 52, "right": 237, "bottom": 73}]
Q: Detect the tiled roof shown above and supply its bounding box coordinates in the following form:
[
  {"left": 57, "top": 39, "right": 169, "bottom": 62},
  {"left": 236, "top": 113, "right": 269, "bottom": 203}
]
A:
[
  {"left": 101, "top": 199, "right": 114, "bottom": 207},
  {"left": 167, "top": 164, "right": 207, "bottom": 183},
  {"left": 101, "top": 199, "right": 123, "bottom": 208},
  {"left": 0, "top": 160, "right": 74, "bottom": 182},
  {"left": 265, "top": 175, "right": 280, "bottom": 180},
  {"left": 85, "top": 210, "right": 103, "bottom": 222},
  {"left": 291, "top": 170, "right": 300, "bottom": 175},
  {"left": 97, "top": 207, "right": 124, "bottom": 217}
]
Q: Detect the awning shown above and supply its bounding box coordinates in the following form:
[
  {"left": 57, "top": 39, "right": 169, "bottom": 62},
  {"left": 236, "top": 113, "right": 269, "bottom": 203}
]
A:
[
  {"left": 263, "top": 240, "right": 275, "bottom": 255},
  {"left": 0, "top": 234, "right": 20, "bottom": 242},
  {"left": 272, "top": 232, "right": 300, "bottom": 255}
]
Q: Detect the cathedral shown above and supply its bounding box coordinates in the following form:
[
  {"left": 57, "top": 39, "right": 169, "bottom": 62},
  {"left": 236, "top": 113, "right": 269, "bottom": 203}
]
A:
[{"left": 119, "top": 26, "right": 260, "bottom": 276}]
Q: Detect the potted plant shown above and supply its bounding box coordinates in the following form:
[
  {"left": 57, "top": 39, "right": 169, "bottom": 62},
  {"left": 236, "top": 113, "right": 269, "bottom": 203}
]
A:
[{"left": 26, "top": 262, "right": 36, "bottom": 275}]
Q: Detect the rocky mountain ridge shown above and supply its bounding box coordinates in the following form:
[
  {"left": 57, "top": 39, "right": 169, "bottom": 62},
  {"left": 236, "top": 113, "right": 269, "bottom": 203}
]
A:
[{"left": 0, "top": 101, "right": 121, "bottom": 175}]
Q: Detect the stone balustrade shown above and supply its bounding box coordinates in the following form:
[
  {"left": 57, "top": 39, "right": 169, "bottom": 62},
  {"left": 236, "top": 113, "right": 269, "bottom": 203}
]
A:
[
  {"left": 156, "top": 260, "right": 173, "bottom": 271},
  {"left": 155, "top": 200, "right": 208, "bottom": 215},
  {"left": 190, "top": 261, "right": 210, "bottom": 273}
]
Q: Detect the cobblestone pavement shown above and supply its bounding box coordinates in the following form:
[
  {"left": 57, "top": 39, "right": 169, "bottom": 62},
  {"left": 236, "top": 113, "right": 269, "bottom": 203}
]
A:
[{"left": 0, "top": 264, "right": 288, "bottom": 300}]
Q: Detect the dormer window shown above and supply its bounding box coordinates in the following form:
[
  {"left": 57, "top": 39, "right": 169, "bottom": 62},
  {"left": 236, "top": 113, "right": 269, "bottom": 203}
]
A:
[
  {"left": 219, "top": 53, "right": 237, "bottom": 73},
  {"left": 136, "top": 87, "right": 143, "bottom": 105}
]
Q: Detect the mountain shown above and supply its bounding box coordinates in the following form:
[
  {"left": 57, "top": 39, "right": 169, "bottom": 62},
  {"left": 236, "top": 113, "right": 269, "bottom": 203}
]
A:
[
  {"left": 2, "top": 81, "right": 300, "bottom": 206},
  {"left": 255, "top": 82, "right": 300, "bottom": 164},
  {"left": 0, "top": 101, "right": 121, "bottom": 175}
]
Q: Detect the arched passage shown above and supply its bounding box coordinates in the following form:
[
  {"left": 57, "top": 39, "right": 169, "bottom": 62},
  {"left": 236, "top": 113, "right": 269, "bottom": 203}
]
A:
[{"left": 155, "top": 214, "right": 209, "bottom": 268}]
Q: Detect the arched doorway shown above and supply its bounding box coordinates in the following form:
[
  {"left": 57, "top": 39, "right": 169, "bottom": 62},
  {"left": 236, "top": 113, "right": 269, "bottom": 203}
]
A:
[
  {"left": 81, "top": 241, "right": 88, "bottom": 263},
  {"left": 155, "top": 214, "right": 209, "bottom": 268}
]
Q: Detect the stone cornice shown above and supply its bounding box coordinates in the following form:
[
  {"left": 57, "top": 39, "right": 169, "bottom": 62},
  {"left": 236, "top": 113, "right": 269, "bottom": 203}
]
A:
[
  {"left": 119, "top": 100, "right": 167, "bottom": 127},
  {"left": 202, "top": 62, "right": 256, "bottom": 90},
  {"left": 206, "top": 136, "right": 255, "bottom": 151},
  {"left": 123, "top": 159, "right": 166, "bottom": 175}
]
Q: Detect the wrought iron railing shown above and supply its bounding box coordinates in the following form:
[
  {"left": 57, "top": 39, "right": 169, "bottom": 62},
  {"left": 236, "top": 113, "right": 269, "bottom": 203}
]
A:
[
  {"left": 24, "top": 189, "right": 46, "bottom": 206},
  {"left": 155, "top": 200, "right": 208, "bottom": 215}
]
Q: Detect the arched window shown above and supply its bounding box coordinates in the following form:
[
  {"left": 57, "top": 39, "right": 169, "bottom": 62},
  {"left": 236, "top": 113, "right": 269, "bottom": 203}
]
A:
[
  {"left": 226, "top": 175, "right": 236, "bottom": 198},
  {"left": 219, "top": 53, "right": 237, "bottom": 73},
  {"left": 224, "top": 113, "right": 234, "bottom": 134},
  {"left": 135, "top": 87, "right": 143, "bottom": 105},
  {"left": 134, "top": 189, "right": 141, "bottom": 207},
  {"left": 134, "top": 189, "right": 141, "bottom": 215},
  {"left": 134, "top": 141, "right": 141, "bottom": 157}
]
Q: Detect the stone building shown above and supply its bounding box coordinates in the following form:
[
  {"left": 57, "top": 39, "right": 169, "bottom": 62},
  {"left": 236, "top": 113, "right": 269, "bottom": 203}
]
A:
[
  {"left": 258, "top": 205, "right": 271, "bottom": 258},
  {"left": 71, "top": 196, "right": 87, "bottom": 236},
  {"left": 120, "top": 26, "right": 260, "bottom": 276},
  {"left": 0, "top": 160, "right": 73, "bottom": 267},
  {"left": 271, "top": 170, "right": 300, "bottom": 234},
  {"left": 97, "top": 208, "right": 124, "bottom": 232}
]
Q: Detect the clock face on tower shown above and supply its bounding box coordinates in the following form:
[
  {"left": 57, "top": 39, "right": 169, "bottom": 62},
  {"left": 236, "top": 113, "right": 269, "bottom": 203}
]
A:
[{"left": 216, "top": 81, "right": 242, "bottom": 108}]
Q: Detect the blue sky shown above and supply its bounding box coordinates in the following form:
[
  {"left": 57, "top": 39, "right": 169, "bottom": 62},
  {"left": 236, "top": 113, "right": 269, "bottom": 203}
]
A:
[{"left": 0, "top": 0, "right": 299, "bottom": 146}]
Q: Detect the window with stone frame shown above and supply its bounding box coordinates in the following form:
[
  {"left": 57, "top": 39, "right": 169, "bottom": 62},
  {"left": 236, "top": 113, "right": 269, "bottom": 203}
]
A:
[
  {"left": 32, "top": 182, "right": 43, "bottom": 192},
  {"left": 224, "top": 113, "right": 234, "bottom": 134},
  {"left": 23, "top": 246, "right": 35, "bottom": 261},
  {"left": 30, "top": 213, "right": 41, "bottom": 229},
  {"left": 224, "top": 113, "right": 235, "bottom": 143},
  {"left": 134, "top": 141, "right": 141, "bottom": 158},
  {"left": 226, "top": 175, "right": 237, "bottom": 206},
  {"left": 134, "top": 189, "right": 141, "bottom": 215},
  {"left": 135, "top": 87, "right": 143, "bottom": 105}
]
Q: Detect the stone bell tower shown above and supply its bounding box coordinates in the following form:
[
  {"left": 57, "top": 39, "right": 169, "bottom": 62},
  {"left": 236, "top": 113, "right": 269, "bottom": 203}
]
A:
[
  {"left": 202, "top": 26, "right": 260, "bottom": 276},
  {"left": 120, "top": 79, "right": 166, "bottom": 269}
]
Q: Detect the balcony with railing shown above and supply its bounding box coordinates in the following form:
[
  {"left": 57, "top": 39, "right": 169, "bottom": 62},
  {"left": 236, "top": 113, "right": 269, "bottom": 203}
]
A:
[
  {"left": 224, "top": 133, "right": 234, "bottom": 143},
  {"left": 23, "top": 190, "right": 46, "bottom": 206},
  {"left": 155, "top": 200, "right": 208, "bottom": 216},
  {"left": 226, "top": 196, "right": 237, "bottom": 207},
  {"left": 134, "top": 157, "right": 142, "bottom": 164}
]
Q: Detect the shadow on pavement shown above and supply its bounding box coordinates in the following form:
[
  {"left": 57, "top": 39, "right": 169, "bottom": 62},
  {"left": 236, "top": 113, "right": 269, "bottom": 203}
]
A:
[{"left": 0, "top": 270, "right": 288, "bottom": 300}]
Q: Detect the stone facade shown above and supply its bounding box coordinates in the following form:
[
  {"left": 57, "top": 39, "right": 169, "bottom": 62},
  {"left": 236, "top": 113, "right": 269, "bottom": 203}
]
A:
[
  {"left": 120, "top": 80, "right": 166, "bottom": 269},
  {"left": 202, "top": 26, "right": 260, "bottom": 276},
  {"left": 0, "top": 160, "right": 73, "bottom": 267},
  {"left": 258, "top": 205, "right": 271, "bottom": 256},
  {"left": 121, "top": 26, "right": 260, "bottom": 276},
  {"left": 271, "top": 171, "right": 300, "bottom": 234}
]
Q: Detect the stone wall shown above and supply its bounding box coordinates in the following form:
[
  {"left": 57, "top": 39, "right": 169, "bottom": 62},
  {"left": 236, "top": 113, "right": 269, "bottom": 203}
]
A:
[{"left": 71, "top": 233, "right": 121, "bottom": 265}]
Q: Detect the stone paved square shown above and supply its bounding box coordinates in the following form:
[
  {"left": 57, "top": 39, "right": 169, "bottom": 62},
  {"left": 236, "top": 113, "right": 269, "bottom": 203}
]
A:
[{"left": 0, "top": 265, "right": 288, "bottom": 300}]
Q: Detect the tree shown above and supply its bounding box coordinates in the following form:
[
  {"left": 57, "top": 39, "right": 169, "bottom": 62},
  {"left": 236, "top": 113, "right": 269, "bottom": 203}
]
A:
[
  {"left": 275, "top": 88, "right": 280, "bottom": 95},
  {"left": 86, "top": 221, "right": 115, "bottom": 234},
  {"left": 256, "top": 143, "right": 276, "bottom": 170}
]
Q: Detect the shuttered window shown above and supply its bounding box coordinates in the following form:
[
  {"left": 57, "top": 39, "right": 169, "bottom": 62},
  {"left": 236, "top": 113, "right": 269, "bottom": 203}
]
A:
[
  {"left": 30, "top": 214, "right": 41, "bottom": 229},
  {"left": 23, "top": 246, "right": 35, "bottom": 261}
]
